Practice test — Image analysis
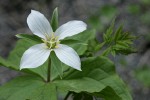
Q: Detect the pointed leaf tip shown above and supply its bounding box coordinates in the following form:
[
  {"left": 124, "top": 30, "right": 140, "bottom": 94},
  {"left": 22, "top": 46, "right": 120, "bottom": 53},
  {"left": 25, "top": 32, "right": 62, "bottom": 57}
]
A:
[{"left": 51, "top": 7, "right": 59, "bottom": 31}]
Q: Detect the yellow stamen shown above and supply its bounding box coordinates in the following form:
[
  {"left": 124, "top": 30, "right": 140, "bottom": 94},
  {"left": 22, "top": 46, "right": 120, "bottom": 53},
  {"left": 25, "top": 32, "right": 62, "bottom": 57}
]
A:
[
  {"left": 43, "top": 33, "right": 60, "bottom": 49},
  {"left": 55, "top": 46, "right": 59, "bottom": 48}
]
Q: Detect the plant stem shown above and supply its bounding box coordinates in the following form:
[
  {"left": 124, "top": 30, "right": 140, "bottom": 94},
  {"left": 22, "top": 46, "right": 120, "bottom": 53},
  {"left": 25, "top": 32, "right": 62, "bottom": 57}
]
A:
[{"left": 47, "top": 57, "right": 51, "bottom": 82}]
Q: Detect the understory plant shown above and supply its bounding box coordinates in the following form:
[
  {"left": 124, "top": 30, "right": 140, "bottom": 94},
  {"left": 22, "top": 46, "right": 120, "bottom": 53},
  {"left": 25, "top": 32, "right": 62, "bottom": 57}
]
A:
[{"left": 0, "top": 8, "right": 136, "bottom": 100}]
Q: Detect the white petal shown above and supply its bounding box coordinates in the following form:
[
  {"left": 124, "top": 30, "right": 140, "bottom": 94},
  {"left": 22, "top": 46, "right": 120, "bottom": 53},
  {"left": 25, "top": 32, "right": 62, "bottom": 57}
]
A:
[
  {"left": 20, "top": 43, "right": 50, "bottom": 69},
  {"left": 54, "top": 44, "right": 81, "bottom": 71},
  {"left": 27, "top": 10, "right": 53, "bottom": 39},
  {"left": 55, "top": 20, "right": 87, "bottom": 40}
]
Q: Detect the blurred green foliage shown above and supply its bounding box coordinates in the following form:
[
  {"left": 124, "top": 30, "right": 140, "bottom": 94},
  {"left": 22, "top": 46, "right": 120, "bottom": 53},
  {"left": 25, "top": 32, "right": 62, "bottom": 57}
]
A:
[
  {"left": 135, "top": 67, "right": 150, "bottom": 87},
  {"left": 140, "top": 11, "right": 150, "bottom": 25},
  {"left": 140, "top": 0, "right": 150, "bottom": 6},
  {"left": 127, "top": 4, "right": 141, "bottom": 14},
  {"left": 88, "top": 5, "right": 117, "bottom": 32}
]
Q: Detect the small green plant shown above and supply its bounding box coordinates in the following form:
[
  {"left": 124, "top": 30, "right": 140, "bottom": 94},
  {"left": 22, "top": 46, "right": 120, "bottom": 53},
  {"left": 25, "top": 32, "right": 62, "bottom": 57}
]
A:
[{"left": 0, "top": 8, "right": 136, "bottom": 100}]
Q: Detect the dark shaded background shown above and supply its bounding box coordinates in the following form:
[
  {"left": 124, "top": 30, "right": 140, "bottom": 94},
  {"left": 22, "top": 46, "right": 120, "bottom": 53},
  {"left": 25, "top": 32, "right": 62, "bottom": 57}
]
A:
[{"left": 0, "top": 0, "right": 150, "bottom": 100}]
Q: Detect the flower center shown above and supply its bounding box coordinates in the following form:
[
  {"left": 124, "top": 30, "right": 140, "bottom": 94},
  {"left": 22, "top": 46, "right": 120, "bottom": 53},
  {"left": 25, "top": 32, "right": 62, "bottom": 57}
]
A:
[{"left": 42, "top": 33, "right": 60, "bottom": 49}]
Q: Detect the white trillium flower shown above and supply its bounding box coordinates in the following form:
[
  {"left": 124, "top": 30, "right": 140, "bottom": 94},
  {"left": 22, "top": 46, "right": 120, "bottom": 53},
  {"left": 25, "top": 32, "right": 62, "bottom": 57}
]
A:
[{"left": 20, "top": 10, "right": 87, "bottom": 71}]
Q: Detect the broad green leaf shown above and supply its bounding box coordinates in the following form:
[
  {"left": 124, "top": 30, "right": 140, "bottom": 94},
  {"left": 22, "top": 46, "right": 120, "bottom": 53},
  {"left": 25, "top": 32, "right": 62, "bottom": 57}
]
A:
[
  {"left": 0, "top": 57, "right": 13, "bottom": 69},
  {"left": 54, "top": 77, "right": 106, "bottom": 93},
  {"left": 51, "top": 7, "right": 58, "bottom": 31},
  {"left": 64, "top": 30, "right": 96, "bottom": 55},
  {"left": 55, "top": 56, "right": 132, "bottom": 100},
  {"left": 0, "top": 75, "right": 57, "bottom": 100},
  {"left": 94, "top": 86, "right": 121, "bottom": 100},
  {"left": 28, "top": 83, "right": 57, "bottom": 100},
  {"left": 61, "top": 39, "right": 87, "bottom": 46},
  {"left": 16, "top": 34, "right": 42, "bottom": 43},
  {"left": 51, "top": 51, "right": 63, "bottom": 80}
]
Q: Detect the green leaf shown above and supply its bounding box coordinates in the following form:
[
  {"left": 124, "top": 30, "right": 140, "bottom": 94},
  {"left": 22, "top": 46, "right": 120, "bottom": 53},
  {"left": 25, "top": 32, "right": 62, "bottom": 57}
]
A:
[
  {"left": 51, "top": 7, "right": 58, "bottom": 31},
  {"left": 114, "top": 24, "right": 123, "bottom": 42},
  {"left": 51, "top": 51, "right": 63, "bottom": 80},
  {"left": 94, "top": 86, "right": 121, "bottom": 100},
  {"left": 106, "top": 18, "right": 115, "bottom": 37},
  {"left": 64, "top": 30, "right": 96, "bottom": 55},
  {"left": 94, "top": 42, "right": 105, "bottom": 51},
  {"left": 61, "top": 39, "right": 87, "bottom": 46},
  {"left": 16, "top": 34, "right": 42, "bottom": 43},
  {"left": 102, "top": 20, "right": 137, "bottom": 56},
  {"left": 101, "top": 47, "right": 112, "bottom": 56},
  {"left": 103, "top": 18, "right": 115, "bottom": 43},
  {"left": 103, "top": 33, "right": 109, "bottom": 42},
  {"left": 116, "top": 41, "right": 130, "bottom": 47},
  {"left": 0, "top": 75, "right": 57, "bottom": 100},
  {"left": 54, "top": 56, "right": 132, "bottom": 100},
  {"left": 0, "top": 57, "right": 13, "bottom": 69},
  {"left": 29, "top": 83, "right": 57, "bottom": 100},
  {"left": 54, "top": 77, "right": 106, "bottom": 93},
  {"left": 115, "top": 48, "right": 137, "bottom": 55}
]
